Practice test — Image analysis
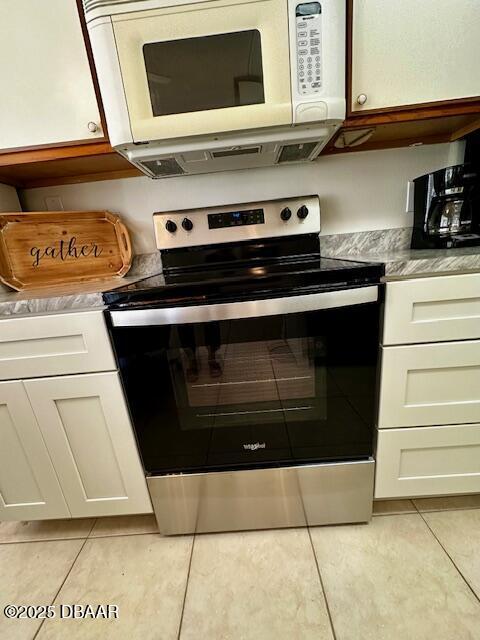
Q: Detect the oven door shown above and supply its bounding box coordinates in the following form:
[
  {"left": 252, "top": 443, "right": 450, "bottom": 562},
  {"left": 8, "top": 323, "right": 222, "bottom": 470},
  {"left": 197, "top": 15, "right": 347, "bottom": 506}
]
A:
[
  {"left": 108, "top": 287, "right": 380, "bottom": 475},
  {"left": 111, "top": 0, "right": 292, "bottom": 143}
]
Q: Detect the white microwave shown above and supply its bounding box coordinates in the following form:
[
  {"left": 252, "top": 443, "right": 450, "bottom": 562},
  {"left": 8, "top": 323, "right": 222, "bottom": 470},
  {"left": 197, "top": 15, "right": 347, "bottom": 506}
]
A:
[{"left": 84, "top": 0, "right": 345, "bottom": 178}]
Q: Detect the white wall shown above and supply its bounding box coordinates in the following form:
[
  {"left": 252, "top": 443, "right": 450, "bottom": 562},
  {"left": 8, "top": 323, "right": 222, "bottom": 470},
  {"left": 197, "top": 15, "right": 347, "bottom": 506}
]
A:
[
  {"left": 21, "top": 143, "right": 451, "bottom": 254},
  {"left": 0, "top": 183, "right": 21, "bottom": 211}
]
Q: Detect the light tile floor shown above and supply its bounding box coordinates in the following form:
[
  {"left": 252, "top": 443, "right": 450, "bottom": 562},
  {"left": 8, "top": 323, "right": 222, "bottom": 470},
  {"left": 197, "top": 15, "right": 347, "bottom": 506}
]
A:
[{"left": 1, "top": 496, "right": 479, "bottom": 640}]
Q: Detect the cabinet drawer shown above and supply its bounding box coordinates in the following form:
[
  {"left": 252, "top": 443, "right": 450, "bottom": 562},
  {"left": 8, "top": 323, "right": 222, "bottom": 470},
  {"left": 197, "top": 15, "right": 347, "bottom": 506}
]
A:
[
  {"left": 375, "top": 424, "right": 480, "bottom": 499},
  {"left": 378, "top": 341, "right": 480, "bottom": 428},
  {"left": 0, "top": 311, "right": 116, "bottom": 380},
  {"left": 383, "top": 273, "right": 480, "bottom": 346}
]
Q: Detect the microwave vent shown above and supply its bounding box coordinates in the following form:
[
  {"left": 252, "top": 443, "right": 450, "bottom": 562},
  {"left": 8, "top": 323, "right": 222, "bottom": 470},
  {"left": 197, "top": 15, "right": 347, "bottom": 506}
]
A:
[
  {"left": 277, "top": 142, "right": 319, "bottom": 163},
  {"left": 141, "top": 158, "right": 185, "bottom": 177},
  {"left": 83, "top": 0, "right": 146, "bottom": 16},
  {"left": 212, "top": 147, "right": 261, "bottom": 158}
]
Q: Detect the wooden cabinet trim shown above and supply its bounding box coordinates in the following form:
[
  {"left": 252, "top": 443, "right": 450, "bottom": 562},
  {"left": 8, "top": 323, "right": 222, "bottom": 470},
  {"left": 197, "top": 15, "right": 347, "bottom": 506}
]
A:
[
  {"left": 346, "top": 99, "right": 480, "bottom": 126},
  {"left": 0, "top": 142, "right": 115, "bottom": 167},
  {"left": 75, "top": 0, "right": 108, "bottom": 141},
  {"left": 0, "top": 155, "right": 140, "bottom": 189}
]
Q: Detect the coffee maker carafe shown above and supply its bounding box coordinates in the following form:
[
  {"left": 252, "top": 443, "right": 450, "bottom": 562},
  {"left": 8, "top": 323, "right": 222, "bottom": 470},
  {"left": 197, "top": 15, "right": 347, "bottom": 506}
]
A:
[{"left": 411, "top": 164, "right": 480, "bottom": 249}]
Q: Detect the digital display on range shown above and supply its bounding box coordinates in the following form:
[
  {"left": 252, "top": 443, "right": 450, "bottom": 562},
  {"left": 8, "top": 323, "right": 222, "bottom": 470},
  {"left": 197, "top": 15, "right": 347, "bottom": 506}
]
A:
[{"left": 208, "top": 208, "right": 265, "bottom": 229}]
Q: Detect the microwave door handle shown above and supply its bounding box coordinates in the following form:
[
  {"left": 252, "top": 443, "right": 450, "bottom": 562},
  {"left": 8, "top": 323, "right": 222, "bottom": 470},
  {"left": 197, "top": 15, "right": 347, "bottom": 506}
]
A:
[{"left": 109, "top": 286, "right": 379, "bottom": 327}]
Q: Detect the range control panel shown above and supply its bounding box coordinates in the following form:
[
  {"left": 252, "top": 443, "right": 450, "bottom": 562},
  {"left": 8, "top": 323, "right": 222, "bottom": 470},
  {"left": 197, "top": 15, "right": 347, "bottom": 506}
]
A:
[
  {"left": 208, "top": 209, "right": 265, "bottom": 229},
  {"left": 154, "top": 196, "right": 321, "bottom": 250},
  {"left": 296, "top": 2, "right": 322, "bottom": 96}
]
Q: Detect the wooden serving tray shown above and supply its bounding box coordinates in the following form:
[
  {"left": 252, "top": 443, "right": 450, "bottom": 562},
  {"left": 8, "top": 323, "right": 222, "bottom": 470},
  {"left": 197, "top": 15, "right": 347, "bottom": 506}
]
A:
[{"left": 0, "top": 211, "right": 132, "bottom": 291}]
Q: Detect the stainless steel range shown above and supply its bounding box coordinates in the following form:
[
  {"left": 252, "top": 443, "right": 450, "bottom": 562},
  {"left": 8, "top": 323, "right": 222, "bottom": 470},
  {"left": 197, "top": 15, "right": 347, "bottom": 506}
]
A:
[{"left": 103, "top": 196, "right": 383, "bottom": 535}]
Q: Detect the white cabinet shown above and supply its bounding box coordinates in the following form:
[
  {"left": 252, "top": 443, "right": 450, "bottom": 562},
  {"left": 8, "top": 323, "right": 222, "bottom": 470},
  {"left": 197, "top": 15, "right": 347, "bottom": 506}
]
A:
[
  {"left": 0, "top": 310, "right": 152, "bottom": 521},
  {"left": 24, "top": 372, "right": 152, "bottom": 518},
  {"left": 0, "top": 0, "right": 103, "bottom": 150},
  {"left": 383, "top": 273, "right": 480, "bottom": 346},
  {"left": 0, "top": 381, "right": 69, "bottom": 521},
  {"left": 378, "top": 340, "right": 480, "bottom": 429},
  {"left": 0, "top": 311, "right": 116, "bottom": 381},
  {"left": 375, "top": 424, "right": 480, "bottom": 499},
  {"left": 376, "top": 273, "right": 480, "bottom": 499},
  {"left": 351, "top": 0, "right": 480, "bottom": 112}
]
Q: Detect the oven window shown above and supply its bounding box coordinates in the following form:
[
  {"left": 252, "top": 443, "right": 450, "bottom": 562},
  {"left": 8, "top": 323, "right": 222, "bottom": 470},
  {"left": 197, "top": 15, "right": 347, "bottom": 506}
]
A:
[
  {"left": 143, "top": 30, "right": 265, "bottom": 116},
  {"left": 169, "top": 332, "right": 327, "bottom": 431},
  {"left": 111, "top": 305, "right": 379, "bottom": 475}
]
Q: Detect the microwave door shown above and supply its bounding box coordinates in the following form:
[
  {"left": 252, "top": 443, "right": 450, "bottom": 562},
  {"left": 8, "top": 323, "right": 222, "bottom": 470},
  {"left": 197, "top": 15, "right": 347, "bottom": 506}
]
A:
[{"left": 111, "top": 0, "right": 292, "bottom": 142}]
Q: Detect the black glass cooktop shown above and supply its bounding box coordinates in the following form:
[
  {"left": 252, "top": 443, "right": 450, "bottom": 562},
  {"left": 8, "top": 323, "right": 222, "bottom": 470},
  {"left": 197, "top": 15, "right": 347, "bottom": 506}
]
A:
[{"left": 103, "top": 255, "right": 384, "bottom": 309}]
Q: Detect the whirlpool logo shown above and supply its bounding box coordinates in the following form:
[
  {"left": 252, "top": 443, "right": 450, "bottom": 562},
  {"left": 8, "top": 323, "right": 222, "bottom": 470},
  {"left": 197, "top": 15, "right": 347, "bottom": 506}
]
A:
[{"left": 243, "top": 442, "right": 266, "bottom": 451}]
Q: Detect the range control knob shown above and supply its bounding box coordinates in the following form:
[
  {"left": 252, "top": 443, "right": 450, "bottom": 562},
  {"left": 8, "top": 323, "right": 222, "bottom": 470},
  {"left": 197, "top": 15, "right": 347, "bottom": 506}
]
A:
[
  {"left": 297, "top": 205, "right": 309, "bottom": 220},
  {"left": 165, "top": 220, "right": 177, "bottom": 233},
  {"left": 280, "top": 207, "right": 292, "bottom": 221},
  {"left": 182, "top": 217, "right": 193, "bottom": 231}
]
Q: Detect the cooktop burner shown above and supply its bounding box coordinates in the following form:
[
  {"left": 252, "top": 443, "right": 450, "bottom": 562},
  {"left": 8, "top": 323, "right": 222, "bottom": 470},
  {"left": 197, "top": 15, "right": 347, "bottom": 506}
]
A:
[
  {"left": 104, "top": 255, "right": 383, "bottom": 309},
  {"left": 104, "top": 196, "right": 384, "bottom": 310}
]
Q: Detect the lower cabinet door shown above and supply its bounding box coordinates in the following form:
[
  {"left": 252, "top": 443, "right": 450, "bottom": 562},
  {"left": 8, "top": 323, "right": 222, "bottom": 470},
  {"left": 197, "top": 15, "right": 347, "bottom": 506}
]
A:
[
  {"left": 378, "top": 340, "right": 480, "bottom": 428},
  {"left": 24, "top": 372, "right": 152, "bottom": 518},
  {"left": 375, "top": 423, "right": 480, "bottom": 498},
  {"left": 0, "top": 381, "right": 69, "bottom": 521}
]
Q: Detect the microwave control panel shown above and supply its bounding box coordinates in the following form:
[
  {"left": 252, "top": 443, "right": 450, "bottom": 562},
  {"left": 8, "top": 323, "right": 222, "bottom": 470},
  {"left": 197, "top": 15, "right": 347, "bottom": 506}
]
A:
[{"left": 296, "top": 2, "right": 322, "bottom": 96}]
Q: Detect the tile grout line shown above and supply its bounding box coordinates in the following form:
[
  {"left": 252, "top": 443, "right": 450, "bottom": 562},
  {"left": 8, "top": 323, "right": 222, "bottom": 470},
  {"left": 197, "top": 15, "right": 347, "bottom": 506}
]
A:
[
  {"left": 177, "top": 534, "right": 196, "bottom": 640},
  {"left": 412, "top": 502, "right": 480, "bottom": 605},
  {"left": 373, "top": 503, "right": 480, "bottom": 518},
  {"left": 372, "top": 511, "right": 416, "bottom": 517},
  {"left": 0, "top": 536, "right": 92, "bottom": 546},
  {"left": 0, "top": 527, "right": 161, "bottom": 546},
  {"left": 32, "top": 520, "right": 96, "bottom": 640},
  {"left": 307, "top": 527, "right": 338, "bottom": 640},
  {"left": 1, "top": 506, "right": 474, "bottom": 542},
  {"left": 416, "top": 506, "right": 480, "bottom": 514},
  {"left": 87, "top": 518, "right": 98, "bottom": 539},
  {"left": 88, "top": 529, "right": 159, "bottom": 540},
  {"left": 86, "top": 518, "right": 98, "bottom": 538}
]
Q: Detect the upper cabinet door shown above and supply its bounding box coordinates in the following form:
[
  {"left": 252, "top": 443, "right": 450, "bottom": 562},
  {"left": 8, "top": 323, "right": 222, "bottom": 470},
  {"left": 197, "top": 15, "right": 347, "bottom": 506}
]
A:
[
  {"left": 24, "top": 372, "right": 152, "bottom": 518},
  {"left": 351, "top": 0, "right": 480, "bottom": 112},
  {"left": 0, "top": 0, "right": 103, "bottom": 150},
  {"left": 0, "top": 381, "right": 69, "bottom": 521}
]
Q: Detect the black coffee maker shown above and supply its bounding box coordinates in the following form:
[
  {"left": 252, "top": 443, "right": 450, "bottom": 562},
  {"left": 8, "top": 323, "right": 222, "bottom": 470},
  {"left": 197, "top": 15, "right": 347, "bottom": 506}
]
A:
[{"left": 411, "top": 163, "right": 480, "bottom": 249}]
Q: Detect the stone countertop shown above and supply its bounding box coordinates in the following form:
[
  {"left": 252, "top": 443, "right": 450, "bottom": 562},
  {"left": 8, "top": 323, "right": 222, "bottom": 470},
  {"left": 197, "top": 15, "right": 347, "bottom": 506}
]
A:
[
  {"left": 320, "top": 228, "right": 480, "bottom": 280},
  {"left": 0, "top": 253, "right": 161, "bottom": 317},
  {"left": 2, "top": 230, "right": 480, "bottom": 317},
  {"left": 0, "top": 275, "right": 142, "bottom": 317}
]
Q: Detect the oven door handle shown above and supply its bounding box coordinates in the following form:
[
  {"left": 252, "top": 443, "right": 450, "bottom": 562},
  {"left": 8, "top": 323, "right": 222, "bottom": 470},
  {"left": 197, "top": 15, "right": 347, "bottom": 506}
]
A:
[{"left": 109, "top": 285, "right": 379, "bottom": 327}]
